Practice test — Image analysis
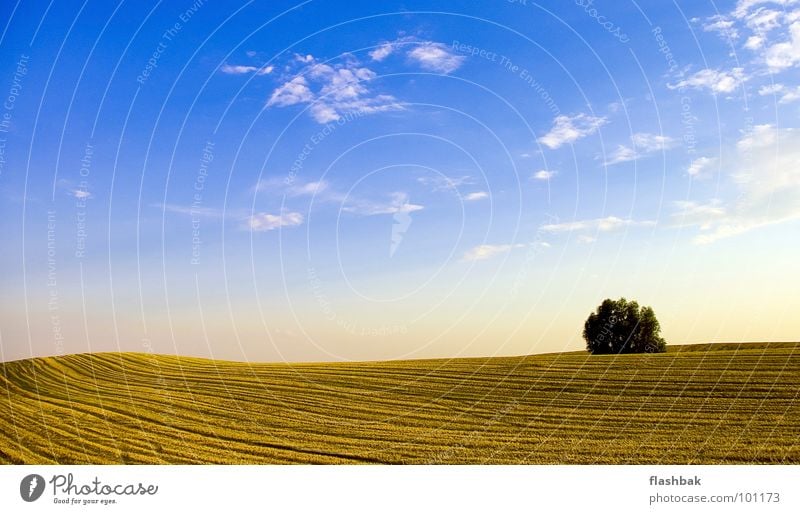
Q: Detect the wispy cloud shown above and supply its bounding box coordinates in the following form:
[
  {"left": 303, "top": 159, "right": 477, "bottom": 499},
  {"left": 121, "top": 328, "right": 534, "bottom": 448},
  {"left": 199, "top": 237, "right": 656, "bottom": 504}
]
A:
[
  {"left": 160, "top": 202, "right": 304, "bottom": 234},
  {"left": 706, "top": 1, "right": 800, "bottom": 73},
  {"left": 702, "top": 15, "right": 740, "bottom": 39},
  {"left": 604, "top": 133, "right": 677, "bottom": 165},
  {"left": 246, "top": 211, "right": 304, "bottom": 232},
  {"left": 407, "top": 42, "right": 465, "bottom": 73},
  {"left": 369, "top": 42, "right": 395, "bottom": 62},
  {"left": 764, "top": 21, "right": 800, "bottom": 70},
  {"left": 56, "top": 179, "right": 93, "bottom": 200},
  {"left": 267, "top": 76, "right": 314, "bottom": 107},
  {"left": 604, "top": 145, "right": 638, "bottom": 165},
  {"left": 539, "top": 114, "right": 607, "bottom": 150},
  {"left": 368, "top": 37, "right": 465, "bottom": 74},
  {"left": 344, "top": 192, "right": 423, "bottom": 216},
  {"left": 687, "top": 156, "right": 718, "bottom": 178},
  {"left": 71, "top": 189, "right": 92, "bottom": 199},
  {"left": 255, "top": 178, "right": 330, "bottom": 197},
  {"left": 266, "top": 55, "right": 404, "bottom": 123},
  {"left": 220, "top": 63, "right": 273, "bottom": 75},
  {"left": 758, "top": 82, "right": 800, "bottom": 102},
  {"left": 417, "top": 175, "right": 475, "bottom": 192},
  {"left": 668, "top": 68, "right": 747, "bottom": 94},
  {"left": 541, "top": 216, "right": 656, "bottom": 234},
  {"left": 160, "top": 204, "right": 225, "bottom": 218},
  {"left": 461, "top": 243, "right": 523, "bottom": 262},
  {"left": 679, "top": 123, "right": 800, "bottom": 244},
  {"left": 671, "top": 200, "right": 727, "bottom": 229},
  {"left": 532, "top": 169, "right": 556, "bottom": 180},
  {"left": 464, "top": 191, "right": 489, "bottom": 201}
]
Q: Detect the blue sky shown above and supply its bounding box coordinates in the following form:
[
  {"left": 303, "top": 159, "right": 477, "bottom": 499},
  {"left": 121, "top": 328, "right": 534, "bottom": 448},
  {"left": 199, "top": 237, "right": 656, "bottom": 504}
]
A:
[{"left": 1, "top": 0, "right": 799, "bottom": 362}]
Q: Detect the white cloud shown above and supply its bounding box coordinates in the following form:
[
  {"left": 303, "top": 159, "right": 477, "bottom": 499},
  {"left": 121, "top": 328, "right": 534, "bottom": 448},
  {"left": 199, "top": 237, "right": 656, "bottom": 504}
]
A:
[
  {"left": 604, "top": 133, "right": 677, "bottom": 165},
  {"left": 745, "top": 8, "right": 783, "bottom": 32},
  {"left": 632, "top": 133, "right": 678, "bottom": 152},
  {"left": 745, "top": 35, "right": 765, "bottom": 49},
  {"left": 687, "top": 156, "right": 719, "bottom": 177},
  {"left": 254, "top": 179, "right": 349, "bottom": 210},
  {"left": 532, "top": 170, "right": 556, "bottom": 180},
  {"left": 160, "top": 204, "right": 226, "bottom": 219},
  {"left": 407, "top": 42, "right": 465, "bottom": 73},
  {"left": 267, "top": 76, "right": 314, "bottom": 107},
  {"left": 461, "top": 244, "right": 523, "bottom": 262},
  {"left": 71, "top": 189, "right": 92, "bottom": 199},
  {"left": 604, "top": 145, "right": 638, "bottom": 165},
  {"left": 369, "top": 43, "right": 395, "bottom": 62},
  {"left": 464, "top": 191, "right": 489, "bottom": 201},
  {"left": 682, "top": 124, "right": 800, "bottom": 244},
  {"left": 539, "top": 113, "right": 608, "bottom": 150},
  {"left": 266, "top": 55, "right": 403, "bottom": 123},
  {"left": 417, "top": 175, "right": 475, "bottom": 192},
  {"left": 668, "top": 68, "right": 747, "bottom": 94},
  {"left": 737, "top": 123, "right": 777, "bottom": 151},
  {"left": 758, "top": 82, "right": 800, "bottom": 102},
  {"left": 344, "top": 192, "right": 423, "bottom": 216},
  {"left": 289, "top": 180, "right": 328, "bottom": 196},
  {"left": 247, "top": 211, "right": 304, "bottom": 231},
  {"left": 758, "top": 83, "right": 785, "bottom": 95},
  {"left": 313, "top": 64, "right": 375, "bottom": 101},
  {"left": 728, "top": 1, "right": 800, "bottom": 72},
  {"left": 541, "top": 216, "right": 656, "bottom": 233},
  {"left": 764, "top": 21, "right": 800, "bottom": 70},
  {"left": 577, "top": 235, "right": 597, "bottom": 244},
  {"left": 220, "top": 63, "right": 273, "bottom": 75},
  {"left": 703, "top": 15, "right": 739, "bottom": 39},
  {"left": 733, "top": 0, "right": 800, "bottom": 19},
  {"left": 671, "top": 200, "right": 727, "bottom": 229}
]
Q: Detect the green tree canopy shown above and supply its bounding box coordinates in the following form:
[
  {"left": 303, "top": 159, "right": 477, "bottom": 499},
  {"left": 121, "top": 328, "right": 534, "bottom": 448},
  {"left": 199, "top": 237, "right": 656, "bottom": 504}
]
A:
[{"left": 583, "top": 298, "right": 667, "bottom": 354}]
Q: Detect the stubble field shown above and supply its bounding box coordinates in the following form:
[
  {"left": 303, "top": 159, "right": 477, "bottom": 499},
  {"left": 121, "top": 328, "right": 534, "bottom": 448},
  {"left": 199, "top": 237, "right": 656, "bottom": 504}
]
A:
[{"left": 1, "top": 342, "right": 797, "bottom": 464}]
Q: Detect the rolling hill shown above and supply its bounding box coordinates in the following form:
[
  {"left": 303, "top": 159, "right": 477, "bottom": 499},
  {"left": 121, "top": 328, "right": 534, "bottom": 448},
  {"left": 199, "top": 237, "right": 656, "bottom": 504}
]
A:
[{"left": 1, "top": 342, "right": 798, "bottom": 464}]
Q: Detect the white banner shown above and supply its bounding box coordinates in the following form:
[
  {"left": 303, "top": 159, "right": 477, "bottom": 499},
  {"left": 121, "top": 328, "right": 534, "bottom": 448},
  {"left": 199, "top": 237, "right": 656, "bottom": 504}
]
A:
[{"left": 1, "top": 465, "right": 796, "bottom": 513}]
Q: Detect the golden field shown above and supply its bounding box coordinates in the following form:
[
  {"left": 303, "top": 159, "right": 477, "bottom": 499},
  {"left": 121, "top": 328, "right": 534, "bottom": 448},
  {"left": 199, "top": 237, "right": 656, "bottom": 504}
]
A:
[{"left": 1, "top": 342, "right": 797, "bottom": 464}]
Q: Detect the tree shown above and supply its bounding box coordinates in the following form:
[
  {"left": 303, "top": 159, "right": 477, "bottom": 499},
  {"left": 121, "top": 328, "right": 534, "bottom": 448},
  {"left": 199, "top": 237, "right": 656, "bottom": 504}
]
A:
[{"left": 583, "top": 298, "right": 666, "bottom": 354}]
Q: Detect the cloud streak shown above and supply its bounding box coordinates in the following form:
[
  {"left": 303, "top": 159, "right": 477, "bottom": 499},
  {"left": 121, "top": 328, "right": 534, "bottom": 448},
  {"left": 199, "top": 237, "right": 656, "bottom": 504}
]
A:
[
  {"left": 462, "top": 244, "right": 523, "bottom": 262},
  {"left": 266, "top": 55, "right": 404, "bottom": 123},
  {"left": 540, "top": 114, "right": 607, "bottom": 150},
  {"left": 246, "top": 211, "right": 304, "bottom": 232}
]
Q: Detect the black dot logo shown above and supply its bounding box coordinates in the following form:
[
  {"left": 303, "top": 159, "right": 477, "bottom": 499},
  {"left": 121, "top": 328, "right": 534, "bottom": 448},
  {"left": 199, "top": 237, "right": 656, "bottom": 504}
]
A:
[{"left": 20, "top": 474, "right": 45, "bottom": 502}]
